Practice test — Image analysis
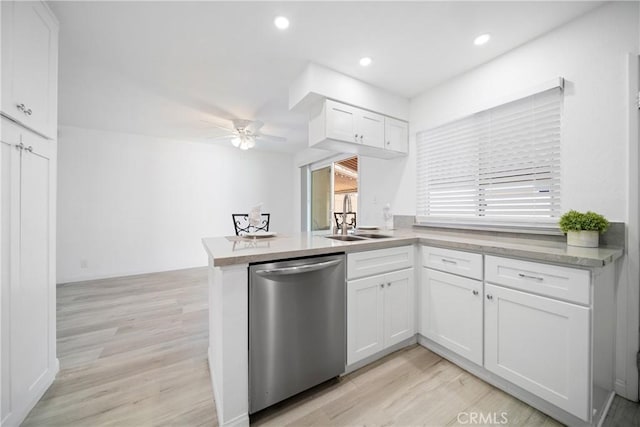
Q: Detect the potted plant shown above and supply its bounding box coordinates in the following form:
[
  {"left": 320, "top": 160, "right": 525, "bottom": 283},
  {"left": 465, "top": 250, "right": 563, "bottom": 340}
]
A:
[{"left": 559, "top": 210, "right": 609, "bottom": 248}]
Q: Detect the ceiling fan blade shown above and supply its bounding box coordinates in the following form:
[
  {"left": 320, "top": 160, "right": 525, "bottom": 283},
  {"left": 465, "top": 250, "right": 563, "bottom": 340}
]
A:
[
  {"left": 206, "top": 135, "right": 236, "bottom": 142},
  {"left": 257, "top": 133, "right": 287, "bottom": 143},
  {"left": 245, "top": 120, "right": 264, "bottom": 134},
  {"left": 199, "top": 119, "right": 234, "bottom": 132}
]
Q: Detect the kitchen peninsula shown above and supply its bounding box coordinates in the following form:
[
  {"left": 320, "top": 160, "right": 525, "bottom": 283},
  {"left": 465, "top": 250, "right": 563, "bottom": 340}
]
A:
[{"left": 202, "top": 228, "right": 622, "bottom": 427}]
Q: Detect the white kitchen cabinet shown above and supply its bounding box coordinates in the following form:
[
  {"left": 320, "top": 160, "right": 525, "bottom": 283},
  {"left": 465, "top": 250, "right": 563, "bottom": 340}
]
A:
[
  {"left": 357, "top": 110, "right": 385, "bottom": 149},
  {"left": 384, "top": 117, "right": 408, "bottom": 153},
  {"left": 323, "top": 99, "right": 384, "bottom": 148},
  {"left": 1, "top": 118, "right": 58, "bottom": 426},
  {"left": 422, "top": 246, "right": 483, "bottom": 280},
  {"left": 484, "top": 283, "right": 590, "bottom": 421},
  {"left": 348, "top": 245, "right": 413, "bottom": 280},
  {"left": 347, "top": 274, "right": 385, "bottom": 364},
  {"left": 309, "top": 99, "right": 407, "bottom": 159},
  {"left": 1, "top": 1, "right": 59, "bottom": 139},
  {"left": 325, "top": 101, "right": 358, "bottom": 142},
  {"left": 383, "top": 268, "right": 415, "bottom": 347},
  {"left": 421, "top": 268, "right": 483, "bottom": 366},
  {"left": 347, "top": 267, "right": 414, "bottom": 365},
  {"left": 485, "top": 255, "right": 590, "bottom": 305}
]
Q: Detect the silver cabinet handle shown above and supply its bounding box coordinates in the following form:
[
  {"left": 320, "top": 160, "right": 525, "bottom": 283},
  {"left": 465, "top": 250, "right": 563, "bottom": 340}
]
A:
[
  {"left": 441, "top": 258, "right": 457, "bottom": 265},
  {"left": 24, "top": 108, "right": 32, "bottom": 116},
  {"left": 16, "top": 103, "right": 25, "bottom": 112},
  {"left": 25, "top": 146, "right": 33, "bottom": 152},
  {"left": 386, "top": 141, "right": 390, "bottom": 145},
  {"left": 15, "top": 142, "right": 24, "bottom": 151},
  {"left": 387, "top": 282, "right": 391, "bottom": 287},
  {"left": 359, "top": 135, "right": 363, "bottom": 142},
  {"left": 472, "top": 290, "right": 479, "bottom": 296},
  {"left": 380, "top": 283, "right": 384, "bottom": 288},
  {"left": 486, "top": 294, "right": 493, "bottom": 300},
  {"left": 518, "top": 273, "right": 544, "bottom": 281},
  {"left": 255, "top": 259, "right": 341, "bottom": 276},
  {"left": 354, "top": 134, "right": 358, "bottom": 140}
]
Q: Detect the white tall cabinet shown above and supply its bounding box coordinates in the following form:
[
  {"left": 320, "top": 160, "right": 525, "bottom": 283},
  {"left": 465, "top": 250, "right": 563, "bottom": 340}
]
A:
[{"left": 1, "top": 2, "right": 59, "bottom": 426}]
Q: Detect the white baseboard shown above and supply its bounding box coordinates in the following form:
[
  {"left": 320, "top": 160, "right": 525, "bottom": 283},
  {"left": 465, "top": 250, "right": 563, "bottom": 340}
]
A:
[
  {"left": 1, "top": 359, "right": 59, "bottom": 427},
  {"left": 344, "top": 335, "right": 417, "bottom": 374},
  {"left": 614, "top": 378, "right": 628, "bottom": 396},
  {"left": 597, "top": 391, "right": 616, "bottom": 427},
  {"left": 418, "top": 335, "right": 601, "bottom": 427},
  {"left": 208, "top": 347, "right": 250, "bottom": 427}
]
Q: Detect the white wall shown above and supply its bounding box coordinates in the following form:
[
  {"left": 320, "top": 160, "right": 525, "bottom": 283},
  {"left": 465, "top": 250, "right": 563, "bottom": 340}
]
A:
[
  {"left": 57, "top": 126, "right": 295, "bottom": 283},
  {"left": 357, "top": 2, "right": 640, "bottom": 400},
  {"left": 376, "top": 2, "right": 638, "bottom": 221}
]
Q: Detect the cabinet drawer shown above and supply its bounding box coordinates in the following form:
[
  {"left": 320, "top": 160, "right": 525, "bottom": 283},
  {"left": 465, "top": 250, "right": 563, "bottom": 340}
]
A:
[
  {"left": 422, "top": 246, "right": 482, "bottom": 280},
  {"left": 485, "top": 256, "right": 590, "bottom": 305},
  {"left": 348, "top": 245, "right": 413, "bottom": 280}
]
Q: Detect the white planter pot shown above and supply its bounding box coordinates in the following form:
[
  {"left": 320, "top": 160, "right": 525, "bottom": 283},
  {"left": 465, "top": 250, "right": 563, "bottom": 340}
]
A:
[{"left": 566, "top": 230, "right": 599, "bottom": 248}]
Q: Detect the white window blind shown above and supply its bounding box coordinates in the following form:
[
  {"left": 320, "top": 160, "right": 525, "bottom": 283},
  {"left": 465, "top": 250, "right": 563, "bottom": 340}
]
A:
[{"left": 417, "top": 87, "right": 562, "bottom": 225}]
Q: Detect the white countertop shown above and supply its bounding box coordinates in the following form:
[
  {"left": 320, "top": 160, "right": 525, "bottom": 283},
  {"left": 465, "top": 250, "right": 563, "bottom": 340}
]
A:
[{"left": 202, "top": 229, "right": 623, "bottom": 268}]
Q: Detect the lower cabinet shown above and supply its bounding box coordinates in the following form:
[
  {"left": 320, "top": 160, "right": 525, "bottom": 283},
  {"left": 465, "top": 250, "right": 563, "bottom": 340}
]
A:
[
  {"left": 347, "top": 267, "right": 414, "bottom": 365},
  {"left": 484, "top": 283, "right": 590, "bottom": 421},
  {"left": 419, "top": 249, "right": 604, "bottom": 424},
  {"left": 421, "top": 268, "right": 483, "bottom": 366}
]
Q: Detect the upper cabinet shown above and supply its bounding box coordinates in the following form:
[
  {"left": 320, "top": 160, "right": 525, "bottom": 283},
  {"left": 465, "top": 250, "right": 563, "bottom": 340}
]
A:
[
  {"left": 1, "top": 1, "right": 59, "bottom": 140},
  {"left": 384, "top": 117, "right": 409, "bottom": 153},
  {"left": 309, "top": 99, "right": 408, "bottom": 159}
]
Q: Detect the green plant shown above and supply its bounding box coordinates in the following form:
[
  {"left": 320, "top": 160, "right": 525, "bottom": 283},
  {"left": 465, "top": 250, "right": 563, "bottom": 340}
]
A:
[{"left": 559, "top": 210, "right": 609, "bottom": 234}]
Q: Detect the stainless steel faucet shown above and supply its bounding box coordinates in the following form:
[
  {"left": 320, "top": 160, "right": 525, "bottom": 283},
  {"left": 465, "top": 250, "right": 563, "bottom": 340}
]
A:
[{"left": 341, "top": 194, "right": 352, "bottom": 235}]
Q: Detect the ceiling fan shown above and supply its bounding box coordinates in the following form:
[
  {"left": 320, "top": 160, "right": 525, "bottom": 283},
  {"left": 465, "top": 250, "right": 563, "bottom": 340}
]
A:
[{"left": 202, "top": 118, "right": 285, "bottom": 150}]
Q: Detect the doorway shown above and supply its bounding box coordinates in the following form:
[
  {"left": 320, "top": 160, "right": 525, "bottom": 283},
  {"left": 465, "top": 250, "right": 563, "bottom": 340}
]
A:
[{"left": 308, "top": 156, "right": 358, "bottom": 233}]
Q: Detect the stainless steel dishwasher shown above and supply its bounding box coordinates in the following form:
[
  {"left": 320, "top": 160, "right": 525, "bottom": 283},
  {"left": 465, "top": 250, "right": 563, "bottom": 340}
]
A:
[{"left": 249, "top": 253, "right": 346, "bottom": 414}]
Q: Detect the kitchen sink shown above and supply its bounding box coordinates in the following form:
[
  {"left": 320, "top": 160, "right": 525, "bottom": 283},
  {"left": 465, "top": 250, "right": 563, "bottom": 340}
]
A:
[
  {"left": 325, "top": 235, "right": 367, "bottom": 242},
  {"left": 353, "top": 233, "right": 393, "bottom": 239}
]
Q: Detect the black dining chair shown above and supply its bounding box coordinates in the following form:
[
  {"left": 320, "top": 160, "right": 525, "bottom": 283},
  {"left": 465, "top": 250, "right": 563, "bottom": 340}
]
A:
[
  {"left": 232, "top": 213, "right": 271, "bottom": 236},
  {"left": 334, "top": 212, "right": 357, "bottom": 231}
]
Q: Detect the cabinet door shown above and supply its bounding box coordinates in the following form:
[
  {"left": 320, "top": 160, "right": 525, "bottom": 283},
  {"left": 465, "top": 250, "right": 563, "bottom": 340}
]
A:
[
  {"left": 325, "top": 100, "right": 358, "bottom": 143},
  {"left": 347, "top": 274, "right": 385, "bottom": 365},
  {"left": 0, "top": 133, "right": 19, "bottom": 422},
  {"left": 384, "top": 117, "right": 408, "bottom": 153},
  {"left": 421, "top": 268, "right": 483, "bottom": 365},
  {"left": 384, "top": 268, "right": 415, "bottom": 348},
  {"left": 357, "top": 110, "right": 385, "bottom": 149},
  {"left": 1, "top": 1, "right": 58, "bottom": 139},
  {"left": 12, "top": 132, "right": 56, "bottom": 416},
  {"left": 484, "top": 284, "right": 590, "bottom": 421}
]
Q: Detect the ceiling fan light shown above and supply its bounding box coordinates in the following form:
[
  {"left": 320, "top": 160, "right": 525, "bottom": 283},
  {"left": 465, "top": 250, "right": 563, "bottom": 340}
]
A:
[
  {"left": 274, "top": 16, "right": 290, "bottom": 30},
  {"left": 231, "top": 137, "right": 241, "bottom": 148},
  {"left": 474, "top": 33, "right": 491, "bottom": 46}
]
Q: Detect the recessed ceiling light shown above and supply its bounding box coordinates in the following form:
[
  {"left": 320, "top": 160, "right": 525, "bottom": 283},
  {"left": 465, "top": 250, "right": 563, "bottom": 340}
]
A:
[
  {"left": 274, "top": 16, "right": 290, "bottom": 30},
  {"left": 474, "top": 33, "right": 491, "bottom": 46},
  {"left": 359, "top": 57, "right": 372, "bottom": 67}
]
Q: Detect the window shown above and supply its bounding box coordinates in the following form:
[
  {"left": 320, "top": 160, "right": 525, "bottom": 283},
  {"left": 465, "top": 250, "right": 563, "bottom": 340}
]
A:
[{"left": 416, "top": 86, "right": 562, "bottom": 228}]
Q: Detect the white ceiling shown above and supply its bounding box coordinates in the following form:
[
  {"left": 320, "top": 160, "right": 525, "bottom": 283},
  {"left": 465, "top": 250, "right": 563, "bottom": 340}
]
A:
[{"left": 50, "top": 1, "right": 602, "bottom": 153}]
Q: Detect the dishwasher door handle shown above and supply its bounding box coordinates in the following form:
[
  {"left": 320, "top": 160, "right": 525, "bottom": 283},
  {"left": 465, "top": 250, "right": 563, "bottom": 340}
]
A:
[{"left": 255, "top": 259, "right": 342, "bottom": 276}]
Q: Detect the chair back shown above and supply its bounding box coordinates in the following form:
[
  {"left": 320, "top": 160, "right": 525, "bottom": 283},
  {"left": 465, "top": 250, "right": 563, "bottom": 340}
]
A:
[
  {"left": 334, "top": 212, "right": 357, "bottom": 231},
  {"left": 232, "top": 213, "right": 271, "bottom": 236}
]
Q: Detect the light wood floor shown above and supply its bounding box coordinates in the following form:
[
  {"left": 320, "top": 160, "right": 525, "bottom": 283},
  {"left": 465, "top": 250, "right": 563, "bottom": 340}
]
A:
[{"left": 22, "top": 267, "right": 638, "bottom": 426}]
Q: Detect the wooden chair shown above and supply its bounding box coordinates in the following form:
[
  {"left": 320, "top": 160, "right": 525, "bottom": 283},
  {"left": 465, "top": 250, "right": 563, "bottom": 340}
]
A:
[
  {"left": 232, "top": 213, "right": 271, "bottom": 236},
  {"left": 334, "top": 212, "right": 357, "bottom": 231}
]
